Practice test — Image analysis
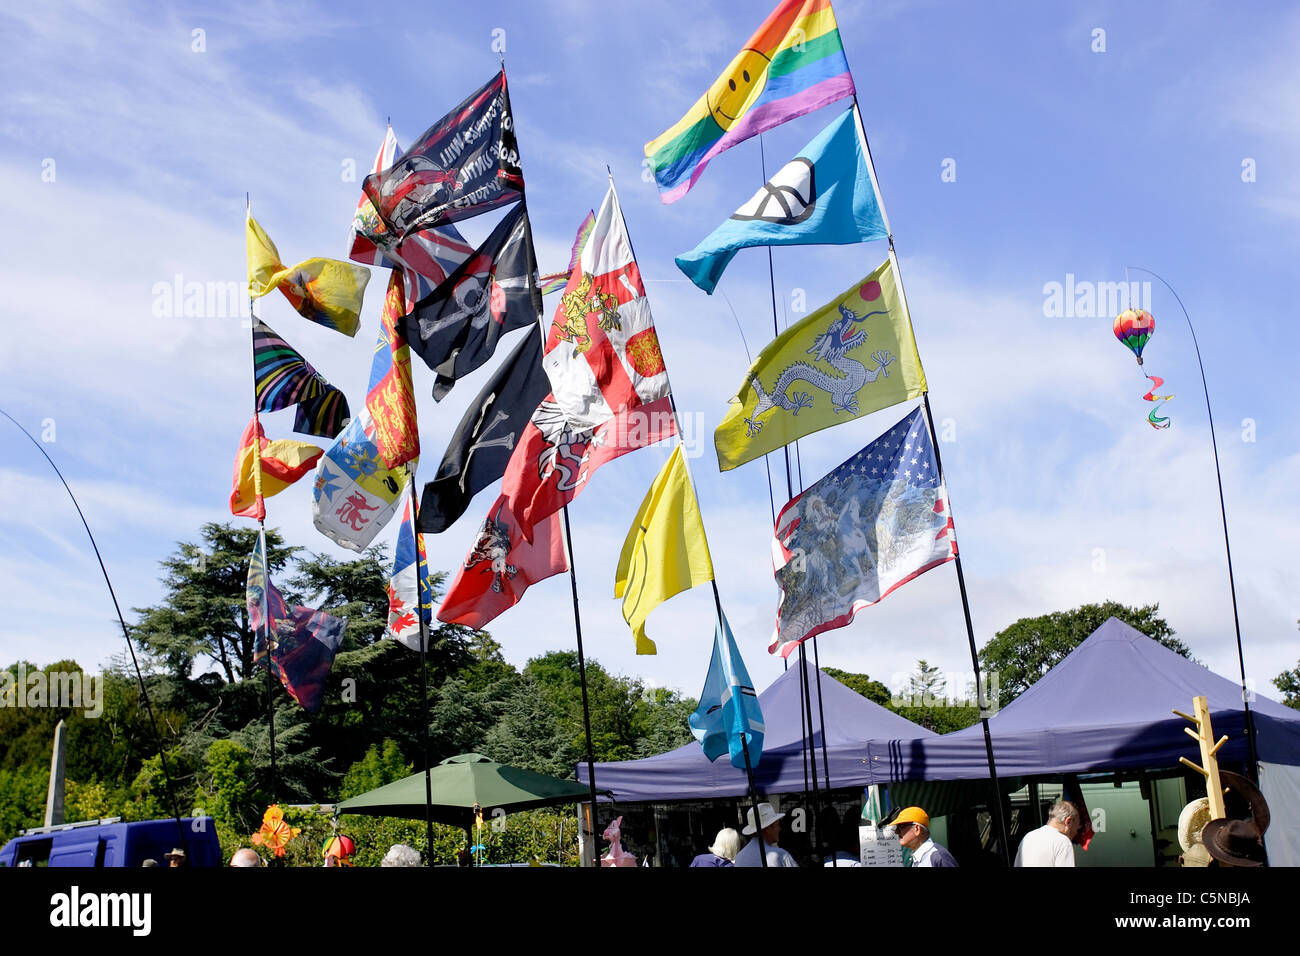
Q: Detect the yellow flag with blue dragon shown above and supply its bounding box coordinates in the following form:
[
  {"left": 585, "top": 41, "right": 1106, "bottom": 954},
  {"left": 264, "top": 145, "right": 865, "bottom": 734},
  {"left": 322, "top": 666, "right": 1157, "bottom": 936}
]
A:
[{"left": 714, "top": 257, "right": 927, "bottom": 472}]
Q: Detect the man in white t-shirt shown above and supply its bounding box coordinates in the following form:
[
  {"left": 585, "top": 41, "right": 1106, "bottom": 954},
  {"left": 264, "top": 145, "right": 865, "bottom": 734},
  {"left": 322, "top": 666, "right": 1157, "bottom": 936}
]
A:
[
  {"left": 1014, "top": 799, "right": 1080, "bottom": 867},
  {"left": 733, "top": 802, "right": 799, "bottom": 867}
]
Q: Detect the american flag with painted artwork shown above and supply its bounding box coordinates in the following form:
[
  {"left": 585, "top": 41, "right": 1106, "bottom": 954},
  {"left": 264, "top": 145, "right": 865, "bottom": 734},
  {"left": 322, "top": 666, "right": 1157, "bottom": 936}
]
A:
[{"left": 769, "top": 405, "right": 956, "bottom": 657}]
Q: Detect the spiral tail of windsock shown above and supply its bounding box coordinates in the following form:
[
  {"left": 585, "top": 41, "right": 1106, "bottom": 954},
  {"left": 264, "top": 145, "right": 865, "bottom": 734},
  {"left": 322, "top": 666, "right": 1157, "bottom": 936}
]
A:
[{"left": 1143, "top": 374, "right": 1173, "bottom": 429}]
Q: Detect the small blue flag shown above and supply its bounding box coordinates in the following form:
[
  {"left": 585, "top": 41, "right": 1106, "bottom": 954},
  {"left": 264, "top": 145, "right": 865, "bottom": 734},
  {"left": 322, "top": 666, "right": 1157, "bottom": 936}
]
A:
[
  {"left": 675, "top": 107, "right": 887, "bottom": 294},
  {"left": 689, "top": 609, "right": 765, "bottom": 770}
]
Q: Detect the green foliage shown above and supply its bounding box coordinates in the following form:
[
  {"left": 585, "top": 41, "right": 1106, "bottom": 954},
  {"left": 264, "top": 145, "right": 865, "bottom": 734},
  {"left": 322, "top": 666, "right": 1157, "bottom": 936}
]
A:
[
  {"left": 885, "top": 660, "right": 980, "bottom": 733},
  {"left": 339, "top": 740, "right": 411, "bottom": 800},
  {"left": 979, "top": 601, "right": 1189, "bottom": 707},
  {"left": 201, "top": 739, "right": 257, "bottom": 833},
  {"left": 131, "top": 523, "right": 299, "bottom": 683},
  {"left": 0, "top": 524, "right": 695, "bottom": 864},
  {"left": 1274, "top": 620, "right": 1300, "bottom": 710},
  {"left": 484, "top": 678, "right": 574, "bottom": 776},
  {"left": 822, "top": 667, "right": 892, "bottom": 706},
  {"left": 0, "top": 765, "right": 47, "bottom": 845}
]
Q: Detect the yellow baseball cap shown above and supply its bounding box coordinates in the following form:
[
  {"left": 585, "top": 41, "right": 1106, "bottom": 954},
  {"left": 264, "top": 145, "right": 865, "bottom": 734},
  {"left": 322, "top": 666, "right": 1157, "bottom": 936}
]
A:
[{"left": 893, "top": 807, "right": 930, "bottom": 828}]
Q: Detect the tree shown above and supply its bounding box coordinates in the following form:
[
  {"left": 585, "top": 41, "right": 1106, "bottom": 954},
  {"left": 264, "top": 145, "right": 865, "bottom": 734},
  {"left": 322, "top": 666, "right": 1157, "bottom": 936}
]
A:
[
  {"left": 821, "top": 667, "right": 892, "bottom": 707},
  {"left": 484, "top": 678, "right": 575, "bottom": 777},
  {"left": 887, "top": 659, "right": 979, "bottom": 733},
  {"left": 979, "top": 600, "right": 1191, "bottom": 707},
  {"left": 131, "top": 523, "right": 299, "bottom": 683},
  {"left": 1273, "top": 621, "right": 1300, "bottom": 711}
]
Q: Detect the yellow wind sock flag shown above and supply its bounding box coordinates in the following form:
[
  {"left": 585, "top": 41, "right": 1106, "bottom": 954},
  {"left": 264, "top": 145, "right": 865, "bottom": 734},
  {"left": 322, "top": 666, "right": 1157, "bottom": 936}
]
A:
[
  {"left": 714, "top": 256, "right": 927, "bottom": 472},
  {"left": 246, "top": 213, "right": 371, "bottom": 337},
  {"left": 614, "top": 445, "right": 715, "bottom": 655}
]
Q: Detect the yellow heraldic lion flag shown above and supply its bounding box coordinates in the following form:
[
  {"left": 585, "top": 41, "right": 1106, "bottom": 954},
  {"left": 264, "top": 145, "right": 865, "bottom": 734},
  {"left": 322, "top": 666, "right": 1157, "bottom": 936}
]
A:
[
  {"left": 246, "top": 213, "right": 371, "bottom": 337},
  {"left": 714, "top": 257, "right": 927, "bottom": 472},
  {"left": 614, "top": 445, "right": 715, "bottom": 655}
]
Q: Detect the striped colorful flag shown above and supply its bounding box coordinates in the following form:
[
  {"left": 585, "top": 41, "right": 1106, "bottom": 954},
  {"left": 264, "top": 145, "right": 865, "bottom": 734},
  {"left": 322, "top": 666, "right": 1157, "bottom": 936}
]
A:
[
  {"left": 349, "top": 125, "right": 474, "bottom": 311},
  {"left": 645, "top": 0, "right": 855, "bottom": 204},
  {"left": 247, "top": 213, "right": 371, "bottom": 337},
  {"left": 539, "top": 210, "right": 595, "bottom": 295},
  {"left": 251, "top": 320, "right": 351, "bottom": 439}
]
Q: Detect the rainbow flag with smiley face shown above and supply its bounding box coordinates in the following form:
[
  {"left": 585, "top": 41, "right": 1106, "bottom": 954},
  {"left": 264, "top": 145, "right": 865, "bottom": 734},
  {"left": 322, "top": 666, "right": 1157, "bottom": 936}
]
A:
[{"left": 645, "top": 0, "right": 855, "bottom": 204}]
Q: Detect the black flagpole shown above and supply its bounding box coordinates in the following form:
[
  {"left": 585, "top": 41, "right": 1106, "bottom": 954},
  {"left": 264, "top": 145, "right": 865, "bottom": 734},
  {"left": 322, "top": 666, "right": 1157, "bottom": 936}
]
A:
[
  {"left": 919, "top": 392, "right": 1011, "bottom": 860},
  {"left": 841, "top": 99, "right": 1012, "bottom": 863},
  {"left": 405, "top": 466, "right": 436, "bottom": 862},
  {"left": 758, "top": 135, "right": 826, "bottom": 839},
  {"left": 1124, "top": 266, "right": 1259, "bottom": 782},
  {"left": 560, "top": 504, "right": 601, "bottom": 866},
  {"left": 1, "top": 409, "right": 187, "bottom": 845}
]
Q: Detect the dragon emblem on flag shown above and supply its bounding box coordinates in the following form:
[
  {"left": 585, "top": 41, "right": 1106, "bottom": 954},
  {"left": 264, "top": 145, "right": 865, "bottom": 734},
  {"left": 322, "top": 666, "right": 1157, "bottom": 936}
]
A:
[
  {"left": 464, "top": 505, "right": 518, "bottom": 593},
  {"left": 553, "top": 272, "right": 621, "bottom": 354},
  {"left": 746, "top": 302, "right": 895, "bottom": 435}
]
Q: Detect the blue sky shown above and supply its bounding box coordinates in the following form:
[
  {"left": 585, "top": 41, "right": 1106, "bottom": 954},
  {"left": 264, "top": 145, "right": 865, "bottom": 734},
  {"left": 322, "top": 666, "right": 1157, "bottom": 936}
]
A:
[{"left": 1, "top": 0, "right": 1296, "bottom": 710}]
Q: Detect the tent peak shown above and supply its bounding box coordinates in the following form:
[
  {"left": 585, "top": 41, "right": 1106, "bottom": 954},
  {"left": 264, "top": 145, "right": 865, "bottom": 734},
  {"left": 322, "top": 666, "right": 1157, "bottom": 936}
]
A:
[{"left": 440, "top": 753, "right": 492, "bottom": 765}]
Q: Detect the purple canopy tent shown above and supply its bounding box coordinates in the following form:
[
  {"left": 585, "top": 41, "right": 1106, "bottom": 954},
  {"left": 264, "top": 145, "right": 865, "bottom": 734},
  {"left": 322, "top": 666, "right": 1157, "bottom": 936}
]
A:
[
  {"left": 577, "top": 666, "right": 933, "bottom": 802},
  {"left": 863, "top": 617, "right": 1300, "bottom": 864}
]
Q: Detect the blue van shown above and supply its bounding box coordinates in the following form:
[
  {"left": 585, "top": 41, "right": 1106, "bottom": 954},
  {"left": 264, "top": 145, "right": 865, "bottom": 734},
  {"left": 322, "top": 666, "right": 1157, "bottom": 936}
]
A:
[{"left": 0, "top": 817, "right": 222, "bottom": 867}]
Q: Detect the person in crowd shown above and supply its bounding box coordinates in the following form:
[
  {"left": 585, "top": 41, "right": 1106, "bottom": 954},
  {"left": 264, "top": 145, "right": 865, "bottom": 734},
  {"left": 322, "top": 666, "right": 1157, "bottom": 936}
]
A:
[
  {"left": 690, "top": 827, "right": 741, "bottom": 867},
  {"left": 164, "top": 847, "right": 187, "bottom": 868},
  {"left": 1014, "top": 799, "right": 1079, "bottom": 867},
  {"left": 381, "top": 843, "right": 421, "bottom": 867},
  {"left": 733, "top": 802, "right": 799, "bottom": 867},
  {"left": 823, "top": 809, "right": 862, "bottom": 867},
  {"left": 230, "top": 847, "right": 264, "bottom": 868},
  {"left": 892, "top": 807, "right": 958, "bottom": 867}
]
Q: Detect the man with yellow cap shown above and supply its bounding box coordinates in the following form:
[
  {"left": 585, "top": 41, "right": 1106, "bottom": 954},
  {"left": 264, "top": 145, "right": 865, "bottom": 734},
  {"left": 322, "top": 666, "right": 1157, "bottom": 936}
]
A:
[{"left": 892, "top": 807, "right": 958, "bottom": 867}]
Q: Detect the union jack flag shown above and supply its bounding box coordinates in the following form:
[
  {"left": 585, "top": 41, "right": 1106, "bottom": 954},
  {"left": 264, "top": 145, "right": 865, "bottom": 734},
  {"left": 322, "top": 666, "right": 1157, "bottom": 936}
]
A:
[{"left": 350, "top": 125, "right": 473, "bottom": 311}]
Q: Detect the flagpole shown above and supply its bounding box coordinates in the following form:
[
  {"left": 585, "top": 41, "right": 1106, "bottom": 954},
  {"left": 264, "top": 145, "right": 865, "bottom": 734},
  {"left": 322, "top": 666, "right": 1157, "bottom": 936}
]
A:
[
  {"left": 247, "top": 195, "right": 278, "bottom": 805},
  {"left": 1123, "top": 266, "right": 1258, "bottom": 782},
  {"left": 756, "top": 135, "right": 824, "bottom": 833},
  {"left": 845, "top": 100, "right": 1012, "bottom": 862},
  {"left": 559, "top": 504, "right": 601, "bottom": 866},
  {"left": 607, "top": 170, "right": 771, "bottom": 865},
  {"left": 0, "top": 409, "right": 187, "bottom": 846},
  {"left": 405, "top": 466, "right": 437, "bottom": 863}
]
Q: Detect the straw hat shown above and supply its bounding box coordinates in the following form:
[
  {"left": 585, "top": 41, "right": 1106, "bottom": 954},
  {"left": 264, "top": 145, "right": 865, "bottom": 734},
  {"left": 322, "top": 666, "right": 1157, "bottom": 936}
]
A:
[{"left": 1177, "top": 797, "right": 1212, "bottom": 852}]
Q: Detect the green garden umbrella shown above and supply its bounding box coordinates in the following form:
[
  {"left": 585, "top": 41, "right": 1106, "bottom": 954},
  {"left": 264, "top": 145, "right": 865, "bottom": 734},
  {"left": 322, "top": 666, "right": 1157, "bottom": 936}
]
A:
[{"left": 335, "top": 753, "right": 607, "bottom": 829}]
